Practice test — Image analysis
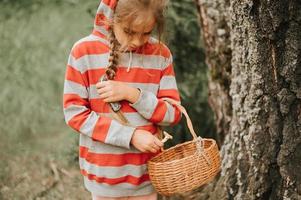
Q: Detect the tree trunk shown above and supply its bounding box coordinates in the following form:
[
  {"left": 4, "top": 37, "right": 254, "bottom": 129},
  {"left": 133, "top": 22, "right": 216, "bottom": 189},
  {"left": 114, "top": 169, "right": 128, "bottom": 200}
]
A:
[
  {"left": 194, "top": 0, "right": 232, "bottom": 146},
  {"left": 193, "top": 0, "right": 301, "bottom": 199}
]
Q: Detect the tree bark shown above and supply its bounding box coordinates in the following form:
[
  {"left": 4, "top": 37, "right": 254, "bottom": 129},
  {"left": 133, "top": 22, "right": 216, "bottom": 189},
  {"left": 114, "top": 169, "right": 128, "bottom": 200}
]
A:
[
  {"left": 194, "top": 0, "right": 232, "bottom": 146},
  {"left": 192, "top": 0, "right": 301, "bottom": 199}
]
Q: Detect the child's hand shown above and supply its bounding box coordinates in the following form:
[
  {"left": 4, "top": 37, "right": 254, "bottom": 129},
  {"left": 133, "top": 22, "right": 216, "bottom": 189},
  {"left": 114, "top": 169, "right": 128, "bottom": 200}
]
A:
[
  {"left": 130, "top": 130, "right": 163, "bottom": 153},
  {"left": 96, "top": 80, "right": 139, "bottom": 103}
]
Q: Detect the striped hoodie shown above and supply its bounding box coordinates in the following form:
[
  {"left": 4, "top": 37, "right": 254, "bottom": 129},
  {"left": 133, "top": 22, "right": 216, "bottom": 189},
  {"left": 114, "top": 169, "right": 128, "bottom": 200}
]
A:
[{"left": 63, "top": 0, "right": 182, "bottom": 197}]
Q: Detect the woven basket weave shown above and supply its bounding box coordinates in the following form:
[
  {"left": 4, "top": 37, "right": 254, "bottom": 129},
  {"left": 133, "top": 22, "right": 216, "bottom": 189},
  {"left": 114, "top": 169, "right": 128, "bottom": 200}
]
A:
[{"left": 147, "top": 98, "right": 221, "bottom": 196}]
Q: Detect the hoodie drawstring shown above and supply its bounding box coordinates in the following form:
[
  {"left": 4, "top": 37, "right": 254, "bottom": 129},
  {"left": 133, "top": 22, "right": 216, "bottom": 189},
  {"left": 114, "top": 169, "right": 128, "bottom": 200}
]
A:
[{"left": 127, "top": 51, "right": 132, "bottom": 72}]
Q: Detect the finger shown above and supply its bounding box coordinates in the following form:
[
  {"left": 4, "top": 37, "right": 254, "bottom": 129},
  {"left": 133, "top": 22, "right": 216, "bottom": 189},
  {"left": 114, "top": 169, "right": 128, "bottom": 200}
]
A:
[
  {"left": 154, "top": 137, "right": 164, "bottom": 147},
  {"left": 97, "top": 87, "right": 110, "bottom": 95},
  {"left": 99, "top": 91, "right": 112, "bottom": 99},
  {"left": 151, "top": 141, "right": 160, "bottom": 150},
  {"left": 139, "top": 147, "right": 150, "bottom": 153},
  {"left": 96, "top": 81, "right": 107, "bottom": 89},
  {"left": 152, "top": 144, "right": 160, "bottom": 152},
  {"left": 103, "top": 97, "right": 115, "bottom": 103},
  {"left": 97, "top": 87, "right": 109, "bottom": 94},
  {"left": 147, "top": 146, "right": 158, "bottom": 154}
]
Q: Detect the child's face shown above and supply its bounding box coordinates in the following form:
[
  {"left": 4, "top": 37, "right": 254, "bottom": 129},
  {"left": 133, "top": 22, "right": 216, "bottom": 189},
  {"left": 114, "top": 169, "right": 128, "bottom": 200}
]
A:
[{"left": 113, "top": 17, "right": 156, "bottom": 51}]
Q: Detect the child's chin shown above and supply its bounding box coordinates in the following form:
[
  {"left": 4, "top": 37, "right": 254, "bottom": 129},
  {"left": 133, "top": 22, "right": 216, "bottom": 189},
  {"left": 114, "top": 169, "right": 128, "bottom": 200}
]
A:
[
  {"left": 127, "top": 46, "right": 138, "bottom": 51},
  {"left": 118, "top": 45, "right": 139, "bottom": 52}
]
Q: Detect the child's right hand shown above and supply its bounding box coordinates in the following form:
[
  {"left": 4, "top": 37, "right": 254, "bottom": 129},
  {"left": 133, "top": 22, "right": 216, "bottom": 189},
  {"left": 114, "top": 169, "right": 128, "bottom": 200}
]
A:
[{"left": 130, "top": 130, "right": 163, "bottom": 153}]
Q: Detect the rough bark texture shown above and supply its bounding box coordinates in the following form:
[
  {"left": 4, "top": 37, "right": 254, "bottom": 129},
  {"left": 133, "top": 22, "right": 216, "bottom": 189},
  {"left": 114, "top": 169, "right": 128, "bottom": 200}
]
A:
[
  {"left": 190, "top": 0, "right": 301, "bottom": 199},
  {"left": 194, "top": 0, "right": 232, "bottom": 146}
]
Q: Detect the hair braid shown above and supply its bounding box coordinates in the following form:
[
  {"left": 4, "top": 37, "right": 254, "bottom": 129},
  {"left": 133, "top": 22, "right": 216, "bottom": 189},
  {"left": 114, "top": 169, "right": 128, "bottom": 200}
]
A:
[{"left": 106, "top": 29, "right": 120, "bottom": 80}]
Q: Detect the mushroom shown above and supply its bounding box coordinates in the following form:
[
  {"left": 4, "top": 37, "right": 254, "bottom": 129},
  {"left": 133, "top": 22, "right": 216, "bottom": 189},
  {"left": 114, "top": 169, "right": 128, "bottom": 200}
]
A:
[{"left": 161, "top": 131, "right": 173, "bottom": 143}]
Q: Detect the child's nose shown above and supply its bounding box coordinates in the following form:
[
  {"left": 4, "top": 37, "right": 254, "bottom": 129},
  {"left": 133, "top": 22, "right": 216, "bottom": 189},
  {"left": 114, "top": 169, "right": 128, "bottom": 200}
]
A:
[{"left": 131, "top": 36, "right": 143, "bottom": 47}]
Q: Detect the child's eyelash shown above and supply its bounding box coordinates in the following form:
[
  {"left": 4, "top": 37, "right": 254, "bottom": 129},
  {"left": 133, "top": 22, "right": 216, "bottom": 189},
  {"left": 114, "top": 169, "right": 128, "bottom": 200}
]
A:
[
  {"left": 123, "top": 29, "right": 152, "bottom": 36},
  {"left": 124, "top": 29, "right": 134, "bottom": 35}
]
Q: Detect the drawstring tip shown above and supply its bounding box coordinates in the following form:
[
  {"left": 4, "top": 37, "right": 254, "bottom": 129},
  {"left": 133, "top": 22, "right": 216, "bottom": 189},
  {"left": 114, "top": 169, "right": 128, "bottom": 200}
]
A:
[{"left": 127, "top": 51, "right": 132, "bottom": 72}]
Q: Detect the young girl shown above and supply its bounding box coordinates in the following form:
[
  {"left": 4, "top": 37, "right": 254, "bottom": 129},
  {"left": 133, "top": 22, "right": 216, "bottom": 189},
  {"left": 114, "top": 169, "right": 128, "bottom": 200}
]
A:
[{"left": 63, "top": 0, "right": 182, "bottom": 199}]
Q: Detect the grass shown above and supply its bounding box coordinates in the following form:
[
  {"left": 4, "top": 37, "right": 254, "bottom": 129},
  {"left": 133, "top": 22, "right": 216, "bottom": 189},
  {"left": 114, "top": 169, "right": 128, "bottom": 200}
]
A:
[
  {"left": 0, "top": 1, "right": 97, "bottom": 194},
  {"left": 0, "top": 1, "right": 101, "bottom": 198},
  {"left": 0, "top": 0, "right": 96, "bottom": 148}
]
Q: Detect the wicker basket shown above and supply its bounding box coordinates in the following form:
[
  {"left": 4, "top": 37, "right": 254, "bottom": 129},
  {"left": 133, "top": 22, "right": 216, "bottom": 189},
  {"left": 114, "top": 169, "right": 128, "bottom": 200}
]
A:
[{"left": 147, "top": 98, "right": 221, "bottom": 196}]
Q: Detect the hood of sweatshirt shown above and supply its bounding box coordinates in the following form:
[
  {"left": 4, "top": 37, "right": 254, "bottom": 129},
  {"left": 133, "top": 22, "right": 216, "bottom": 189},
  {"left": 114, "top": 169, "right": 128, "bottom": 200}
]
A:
[{"left": 93, "top": 0, "right": 118, "bottom": 40}]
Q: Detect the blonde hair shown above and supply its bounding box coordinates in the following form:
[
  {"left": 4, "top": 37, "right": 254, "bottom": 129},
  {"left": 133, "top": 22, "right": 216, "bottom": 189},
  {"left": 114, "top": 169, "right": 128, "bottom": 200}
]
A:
[{"left": 105, "top": 0, "right": 168, "bottom": 80}]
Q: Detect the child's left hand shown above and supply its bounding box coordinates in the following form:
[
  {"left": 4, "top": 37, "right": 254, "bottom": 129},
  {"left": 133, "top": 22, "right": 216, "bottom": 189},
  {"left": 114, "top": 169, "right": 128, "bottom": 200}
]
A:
[{"left": 96, "top": 80, "right": 140, "bottom": 103}]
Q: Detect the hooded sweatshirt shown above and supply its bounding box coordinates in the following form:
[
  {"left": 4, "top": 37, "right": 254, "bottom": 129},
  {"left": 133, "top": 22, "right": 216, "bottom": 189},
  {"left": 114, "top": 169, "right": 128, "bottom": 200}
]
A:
[{"left": 63, "top": 0, "right": 182, "bottom": 197}]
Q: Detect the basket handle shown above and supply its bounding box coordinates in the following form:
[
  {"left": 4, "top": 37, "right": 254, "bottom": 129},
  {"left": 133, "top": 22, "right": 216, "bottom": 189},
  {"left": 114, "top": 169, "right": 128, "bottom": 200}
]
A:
[{"left": 160, "top": 98, "right": 201, "bottom": 142}]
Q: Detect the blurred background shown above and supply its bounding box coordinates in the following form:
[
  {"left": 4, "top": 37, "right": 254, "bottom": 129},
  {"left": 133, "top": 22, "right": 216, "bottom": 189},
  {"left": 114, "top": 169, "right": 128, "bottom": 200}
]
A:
[{"left": 0, "top": 0, "right": 214, "bottom": 199}]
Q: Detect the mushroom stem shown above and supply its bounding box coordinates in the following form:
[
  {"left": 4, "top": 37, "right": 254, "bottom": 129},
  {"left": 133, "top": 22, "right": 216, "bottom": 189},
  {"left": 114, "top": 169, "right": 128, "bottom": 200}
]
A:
[{"left": 161, "top": 131, "right": 173, "bottom": 143}]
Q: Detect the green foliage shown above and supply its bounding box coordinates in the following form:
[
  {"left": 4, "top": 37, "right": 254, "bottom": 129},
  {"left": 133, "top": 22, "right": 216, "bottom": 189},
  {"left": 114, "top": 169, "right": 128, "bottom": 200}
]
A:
[{"left": 165, "top": 0, "right": 215, "bottom": 142}]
